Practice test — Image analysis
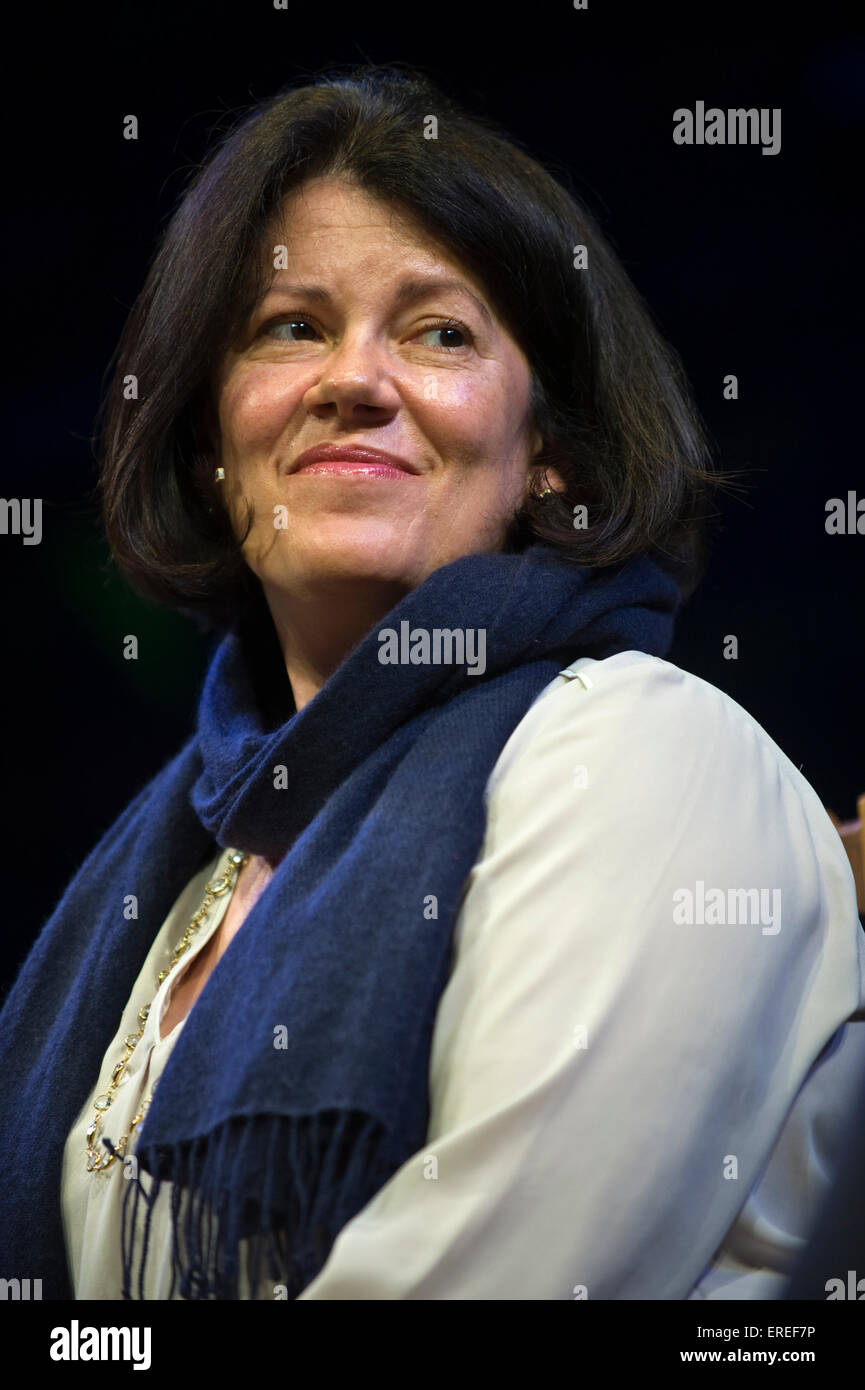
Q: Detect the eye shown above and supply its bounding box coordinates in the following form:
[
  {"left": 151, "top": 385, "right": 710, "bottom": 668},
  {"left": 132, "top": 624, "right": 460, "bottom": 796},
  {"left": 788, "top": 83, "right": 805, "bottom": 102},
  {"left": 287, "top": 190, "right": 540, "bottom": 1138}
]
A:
[
  {"left": 416, "top": 319, "right": 473, "bottom": 351},
  {"left": 258, "top": 313, "right": 474, "bottom": 350},
  {"left": 262, "top": 316, "right": 321, "bottom": 342}
]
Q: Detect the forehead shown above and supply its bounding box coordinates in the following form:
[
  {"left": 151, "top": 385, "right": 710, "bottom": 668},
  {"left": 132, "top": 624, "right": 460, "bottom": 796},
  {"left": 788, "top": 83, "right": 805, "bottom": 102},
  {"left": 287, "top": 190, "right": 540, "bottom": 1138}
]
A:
[
  {"left": 273, "top": 176, "right": 435, "bottom": 240},
  {"left": 264, "top": 176, "right": 480, "bottom": 286}
]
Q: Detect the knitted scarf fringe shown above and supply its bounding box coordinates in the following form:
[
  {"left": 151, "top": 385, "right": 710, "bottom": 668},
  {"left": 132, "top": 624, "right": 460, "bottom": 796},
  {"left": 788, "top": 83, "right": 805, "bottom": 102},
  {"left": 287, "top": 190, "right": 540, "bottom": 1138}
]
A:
[{"left": 119, "top": 1109, "right": 392, "bottom": 1299}]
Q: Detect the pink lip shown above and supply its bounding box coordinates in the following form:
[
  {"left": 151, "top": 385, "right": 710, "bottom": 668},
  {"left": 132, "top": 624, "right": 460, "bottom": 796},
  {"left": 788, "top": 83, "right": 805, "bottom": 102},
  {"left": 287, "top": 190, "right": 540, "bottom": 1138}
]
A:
[
  {"left": 290, "top": 444, "right": 420, "bottom": 476},
  {"left": 296, "top": 460, "right": 414, "bottom": 479}
]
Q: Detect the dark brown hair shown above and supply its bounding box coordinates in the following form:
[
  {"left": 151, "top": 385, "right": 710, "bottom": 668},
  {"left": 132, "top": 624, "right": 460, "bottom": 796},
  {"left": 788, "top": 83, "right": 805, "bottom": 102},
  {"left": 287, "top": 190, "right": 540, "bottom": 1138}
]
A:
[{"left": 96, "top": 62, "right": 738, "bottom": 631}]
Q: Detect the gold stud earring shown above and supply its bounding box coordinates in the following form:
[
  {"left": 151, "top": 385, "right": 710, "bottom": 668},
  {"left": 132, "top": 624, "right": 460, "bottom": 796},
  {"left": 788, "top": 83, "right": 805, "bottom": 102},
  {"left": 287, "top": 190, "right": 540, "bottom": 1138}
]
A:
[{"left": 537, "top": 488, "right": 553, "bottom": 499}]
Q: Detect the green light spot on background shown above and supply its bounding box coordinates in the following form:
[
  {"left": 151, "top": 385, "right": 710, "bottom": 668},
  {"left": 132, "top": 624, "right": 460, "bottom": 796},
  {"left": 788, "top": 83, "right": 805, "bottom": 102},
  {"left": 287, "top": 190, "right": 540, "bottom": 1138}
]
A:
[{"left": 51, "top": 513, "right": 209, "bottom": 712}]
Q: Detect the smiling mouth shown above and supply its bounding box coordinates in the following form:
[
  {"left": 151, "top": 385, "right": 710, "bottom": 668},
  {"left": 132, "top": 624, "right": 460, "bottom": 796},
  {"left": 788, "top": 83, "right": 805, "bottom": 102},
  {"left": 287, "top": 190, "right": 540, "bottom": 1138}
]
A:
[{"left": 293, "top": 460, "right": 419, "bottom": 479}]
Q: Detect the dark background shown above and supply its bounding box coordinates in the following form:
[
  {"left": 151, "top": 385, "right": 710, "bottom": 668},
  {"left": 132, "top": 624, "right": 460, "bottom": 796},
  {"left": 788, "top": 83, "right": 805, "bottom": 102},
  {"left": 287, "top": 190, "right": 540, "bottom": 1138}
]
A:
[{"left": 2, "top": 2, "right": 862, "bottom": 998}]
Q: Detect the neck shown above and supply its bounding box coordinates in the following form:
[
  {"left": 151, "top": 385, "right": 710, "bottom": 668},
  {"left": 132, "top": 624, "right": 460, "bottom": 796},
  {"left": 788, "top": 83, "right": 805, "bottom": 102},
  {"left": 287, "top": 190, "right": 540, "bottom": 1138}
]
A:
[{"left": 263, "top": 576, "right": 411, "bottom": 711}]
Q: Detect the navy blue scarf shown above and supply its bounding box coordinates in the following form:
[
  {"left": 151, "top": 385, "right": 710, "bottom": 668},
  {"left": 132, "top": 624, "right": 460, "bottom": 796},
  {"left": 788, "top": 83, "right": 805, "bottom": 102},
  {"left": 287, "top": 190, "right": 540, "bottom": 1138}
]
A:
[{"left": 0, "top": 543, "right": 678, "bottom": 1299}]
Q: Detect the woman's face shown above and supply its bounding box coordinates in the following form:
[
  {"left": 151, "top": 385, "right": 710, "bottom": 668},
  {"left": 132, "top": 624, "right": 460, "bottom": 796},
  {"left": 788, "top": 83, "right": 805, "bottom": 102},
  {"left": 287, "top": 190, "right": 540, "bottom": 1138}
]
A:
[{"left": 212, "top": 176, "right": 557, "bottom": 603}]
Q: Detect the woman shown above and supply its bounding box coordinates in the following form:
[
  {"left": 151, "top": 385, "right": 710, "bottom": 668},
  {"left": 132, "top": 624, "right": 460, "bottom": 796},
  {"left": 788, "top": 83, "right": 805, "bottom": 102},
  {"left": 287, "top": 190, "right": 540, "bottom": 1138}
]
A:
[{"left": 1, "top": 65, "right": 863, "bottom": 1302}]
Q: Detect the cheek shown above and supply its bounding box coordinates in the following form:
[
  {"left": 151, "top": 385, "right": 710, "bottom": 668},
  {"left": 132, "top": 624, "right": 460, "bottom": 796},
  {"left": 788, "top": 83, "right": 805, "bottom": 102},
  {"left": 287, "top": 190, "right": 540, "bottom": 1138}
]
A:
[
  {"left": 219, "top": 369, "right": 302, "bottom": 459},
  {"left": 427, "top": 383, "right": 530, "bottom": 496},
  {"left": 426, "top": 370, "right": 530, "bottom": 455}
]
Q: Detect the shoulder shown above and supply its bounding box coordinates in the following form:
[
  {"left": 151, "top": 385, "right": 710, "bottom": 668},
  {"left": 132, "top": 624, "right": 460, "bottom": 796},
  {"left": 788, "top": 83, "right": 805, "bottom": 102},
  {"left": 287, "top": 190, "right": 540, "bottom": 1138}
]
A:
[
  {"left": 492, "top": 649, "right": 821, "bottom": 811},
  {"left": 484, "top": 650, "right": 856, "bottom": 921},
  {"left": 493, "top": 650, "right": 787, "bottom": 775},
  {"left": 458, "top": 652, "right": 864, "bottom": 1052}
]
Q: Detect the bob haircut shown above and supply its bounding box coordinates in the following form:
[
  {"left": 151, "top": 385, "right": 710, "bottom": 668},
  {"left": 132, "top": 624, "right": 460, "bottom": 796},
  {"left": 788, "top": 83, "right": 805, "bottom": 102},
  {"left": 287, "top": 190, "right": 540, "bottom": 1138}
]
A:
[{"left": 97, "top": 62, "right": 735, "bottom": 631}]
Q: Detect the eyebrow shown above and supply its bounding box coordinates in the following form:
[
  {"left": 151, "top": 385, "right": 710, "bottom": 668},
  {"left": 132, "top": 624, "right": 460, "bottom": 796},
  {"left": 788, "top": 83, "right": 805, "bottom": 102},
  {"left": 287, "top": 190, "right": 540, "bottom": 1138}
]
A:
[{"left": 258, "top": 276, "right": 494, "bottom": 329}]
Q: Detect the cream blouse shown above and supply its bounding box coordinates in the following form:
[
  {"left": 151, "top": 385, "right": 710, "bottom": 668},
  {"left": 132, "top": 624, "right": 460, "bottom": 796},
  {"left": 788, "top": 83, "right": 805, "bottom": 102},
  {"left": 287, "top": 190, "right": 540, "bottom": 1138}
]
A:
[{"left": 61, "top": 651, "right": 865, "bottom": 1299}]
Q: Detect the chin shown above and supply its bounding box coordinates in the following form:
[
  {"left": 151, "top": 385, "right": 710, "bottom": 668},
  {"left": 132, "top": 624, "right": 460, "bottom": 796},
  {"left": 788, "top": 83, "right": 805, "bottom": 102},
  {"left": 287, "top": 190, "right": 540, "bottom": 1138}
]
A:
[
  {"left": 272, "top": 528, "right": 426, "bottom": 588},
  {"left": 262, "top": 553, "right": 420, "bottom": 598}
]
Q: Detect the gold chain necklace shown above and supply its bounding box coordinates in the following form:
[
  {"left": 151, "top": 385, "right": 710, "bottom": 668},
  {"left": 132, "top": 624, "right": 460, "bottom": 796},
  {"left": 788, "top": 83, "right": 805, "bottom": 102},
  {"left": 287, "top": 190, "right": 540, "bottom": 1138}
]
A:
[{"left": 85, "top": 850, "right": 247, "bottom": 1173}]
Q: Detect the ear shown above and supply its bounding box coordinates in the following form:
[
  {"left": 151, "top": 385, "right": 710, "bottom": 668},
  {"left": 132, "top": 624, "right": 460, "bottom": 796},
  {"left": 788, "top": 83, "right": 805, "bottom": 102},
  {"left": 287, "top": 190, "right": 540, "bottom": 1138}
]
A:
[
  {"left": 528, "top": 431, "right": 567, "bottom": 495},
  {"left": 537, "top": 464, "right": 566, "bottom": 494}
]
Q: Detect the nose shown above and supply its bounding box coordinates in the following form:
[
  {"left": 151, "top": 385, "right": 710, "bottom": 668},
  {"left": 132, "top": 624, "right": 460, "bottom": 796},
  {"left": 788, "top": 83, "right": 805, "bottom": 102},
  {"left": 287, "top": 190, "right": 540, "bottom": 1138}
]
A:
[{"left": 301, "top": 328, "right": 402, "bottom": 424}]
